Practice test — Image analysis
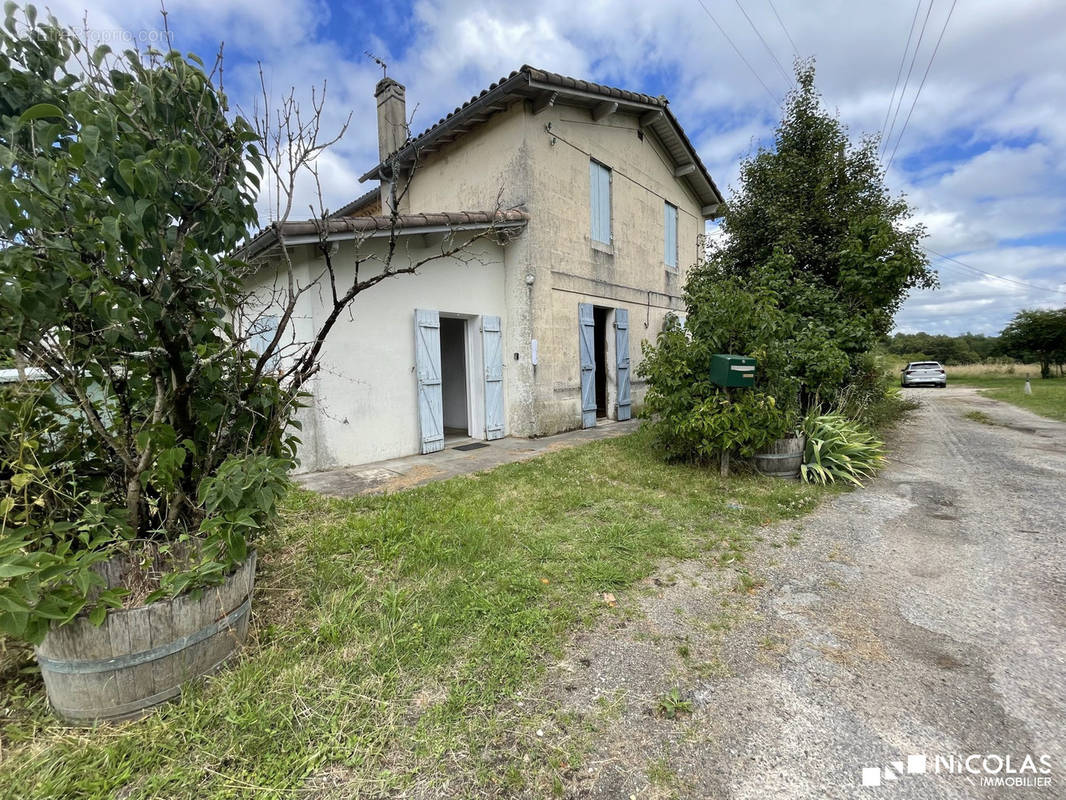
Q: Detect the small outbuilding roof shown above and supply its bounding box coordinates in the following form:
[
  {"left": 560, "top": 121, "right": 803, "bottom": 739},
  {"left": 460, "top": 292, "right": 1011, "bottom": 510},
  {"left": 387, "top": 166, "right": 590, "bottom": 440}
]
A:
[
  {"left": 241, "top": 209, "right": 530, "bottom": 261},
  {"left": 329, "top": 186, "right": 381, "bottom": 219}
]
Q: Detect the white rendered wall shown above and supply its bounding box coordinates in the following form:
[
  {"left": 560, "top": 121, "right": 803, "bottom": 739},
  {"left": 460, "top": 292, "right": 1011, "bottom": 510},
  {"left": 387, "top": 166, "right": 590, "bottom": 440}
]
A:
[{"left": 247, "top": 234, "right": 510, "bottom": 471}]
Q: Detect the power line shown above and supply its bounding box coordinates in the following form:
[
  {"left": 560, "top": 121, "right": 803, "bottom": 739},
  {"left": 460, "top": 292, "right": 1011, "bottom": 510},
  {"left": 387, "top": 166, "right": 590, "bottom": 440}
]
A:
[
  {"left": 733, "top": 0, "right": 794, "bottom": 89},
  {"left": 766, "top": 0, "right": 798, "bottom": 58},
  {"left": 695, "top": 0, "right": 780, "bottom": 104},
  {"left": 929, "top": 258, "right": 1019, "bottom": 287},
  {"left": 886, "top": 0, "right": 959, "bottom": 171},
  {"left": 930, "top": 259, "right": 1062, "bottom": 296},
  {"left": 879, "top": 0, "right": 922, "bottom": 148},
  {"left": 882, "top": 0, "right": 935, "bottom": 161},
  {"left": 924, "top": 246, "right": 1066, "bottom": 296},
  {"left": 931, "top": 259, "right": 1064, "bottom": 297}
]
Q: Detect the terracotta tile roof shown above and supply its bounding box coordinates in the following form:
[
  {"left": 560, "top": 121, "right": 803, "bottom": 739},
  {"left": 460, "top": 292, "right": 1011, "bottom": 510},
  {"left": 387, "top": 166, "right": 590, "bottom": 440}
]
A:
[
  {"left": 351, "top": 64, "right": 723, "bottom": 215},
  {"left": 404, "top": 65, "right": 668, "bottom": 148},
  {"left": 241, "top": 209, "right": 529, "bottom": 261}
]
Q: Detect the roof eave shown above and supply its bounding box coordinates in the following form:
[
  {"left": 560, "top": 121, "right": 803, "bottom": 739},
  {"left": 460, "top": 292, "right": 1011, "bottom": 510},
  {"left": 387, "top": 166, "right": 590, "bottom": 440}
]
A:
[
  {"left": 358, "top": 67, "right": 725, "bottom": 215},
  {"left": 240, "top": 215, "right": 529, "bottom": 262}
]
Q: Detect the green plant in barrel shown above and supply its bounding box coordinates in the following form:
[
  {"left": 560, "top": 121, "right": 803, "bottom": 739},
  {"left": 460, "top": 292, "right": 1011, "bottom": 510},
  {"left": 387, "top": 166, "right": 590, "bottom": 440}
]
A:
[{"left": 0, "top": 6, "right": 291, "bottom": 645}]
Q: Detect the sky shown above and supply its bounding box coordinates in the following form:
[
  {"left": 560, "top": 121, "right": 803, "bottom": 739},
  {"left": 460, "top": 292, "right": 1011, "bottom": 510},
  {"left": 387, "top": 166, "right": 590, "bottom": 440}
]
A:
[{"left": 41, "top": 0, "right": 1066, "bottom": 336}]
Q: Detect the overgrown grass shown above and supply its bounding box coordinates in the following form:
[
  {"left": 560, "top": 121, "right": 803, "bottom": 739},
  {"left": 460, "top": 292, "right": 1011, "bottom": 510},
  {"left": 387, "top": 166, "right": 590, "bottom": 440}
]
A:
[
  {"left": 0, "top": 429, "right": 826, "bottom": 799},
  {"left": 952, "top": 370, "right": 1066, "bottom": 423},
  {"left": 945, "top": 362, "right": 1043, "bottom": 379},
  {"left": 884, "top": 359, "right": 1043, "bottom": 378},
  {"left": 845, "top": 387, "right": 918, "bottom": 434}
]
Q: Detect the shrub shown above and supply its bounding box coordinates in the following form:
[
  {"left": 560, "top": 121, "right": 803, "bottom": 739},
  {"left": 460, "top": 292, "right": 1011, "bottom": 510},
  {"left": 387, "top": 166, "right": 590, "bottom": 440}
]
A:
[
  {"left": 639, "top": 318, "right": 792, "bottom": 463},
  {"left": 0, "top": 9, "right": 289, "bottom": 643},
  {"left": 800, "top": 413, "right": 885, "bottom": 486},
  {"left": 640, "top": 62, "right": 932, "bottom": 467}
]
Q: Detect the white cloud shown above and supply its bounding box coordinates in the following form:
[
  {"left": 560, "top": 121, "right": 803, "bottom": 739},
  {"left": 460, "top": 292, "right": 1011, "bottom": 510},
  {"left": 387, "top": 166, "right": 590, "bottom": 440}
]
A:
[{"left": 49, "top": 0, "right": 1066, "bottom": 332}]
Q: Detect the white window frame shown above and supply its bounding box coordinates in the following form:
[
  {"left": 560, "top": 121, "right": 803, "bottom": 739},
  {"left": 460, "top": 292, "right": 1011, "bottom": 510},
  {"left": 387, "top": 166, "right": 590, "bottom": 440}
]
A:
[{"left": 248, "top": 314, "right": 281, "bottom": 372}]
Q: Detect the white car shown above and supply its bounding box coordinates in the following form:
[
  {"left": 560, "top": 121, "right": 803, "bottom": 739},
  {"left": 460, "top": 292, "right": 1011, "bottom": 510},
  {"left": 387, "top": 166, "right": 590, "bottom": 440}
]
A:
[{"left": 901, "top": 361, "right": 947, "bottom": 388}]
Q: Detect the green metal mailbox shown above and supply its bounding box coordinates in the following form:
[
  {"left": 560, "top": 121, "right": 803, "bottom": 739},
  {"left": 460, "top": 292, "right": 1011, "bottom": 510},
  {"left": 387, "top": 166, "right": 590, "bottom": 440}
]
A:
[{"left": 710, "top": 354, "right": 756, "bottom": 388}]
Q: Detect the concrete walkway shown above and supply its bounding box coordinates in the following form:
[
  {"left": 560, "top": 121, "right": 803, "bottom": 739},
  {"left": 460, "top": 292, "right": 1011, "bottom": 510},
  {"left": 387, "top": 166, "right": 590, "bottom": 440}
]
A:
[{"left": 294, "top": 419, "right": 641, "bottom": 497}]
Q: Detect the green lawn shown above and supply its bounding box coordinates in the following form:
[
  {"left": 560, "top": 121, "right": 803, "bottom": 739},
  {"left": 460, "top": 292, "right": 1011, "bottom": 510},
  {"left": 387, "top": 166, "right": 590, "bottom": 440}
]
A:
[
  {"left": 953, "top": 374, "right": 1066, "bottom": 422},
  {"left": 0, "top": 429, "right": 826, "bottom": 799}
]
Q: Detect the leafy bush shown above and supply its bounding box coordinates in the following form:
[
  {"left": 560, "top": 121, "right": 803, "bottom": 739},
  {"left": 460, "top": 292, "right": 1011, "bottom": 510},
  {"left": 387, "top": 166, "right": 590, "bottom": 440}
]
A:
[
  {"left": 0, "top": 390, "right": 130, "bottom": 641},
  {"left": 639, "top": 318, "right": 792, "bottom": 463},
  {"left": 640, "top": 62, "right": 932, "bottom": 466},
  {"left": 800, "top": 413, "right": 885, "bottom": 486},
  {"left": 0, "top": 8, "right": 293, "bottom": 643}
]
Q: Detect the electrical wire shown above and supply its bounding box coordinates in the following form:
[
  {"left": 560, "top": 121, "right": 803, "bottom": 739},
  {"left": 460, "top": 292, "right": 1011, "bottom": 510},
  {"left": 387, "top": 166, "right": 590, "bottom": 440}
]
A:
[
  {"left": 879, "top": 0, "right": 922, "bottom": 149},
  {"left": 766, "top": 0, "right": 798, "bottom": 58},
  {"left": 931, "top": 259, "right": 1057, "bottom": 297},
  {"left": 886, "top": 0, "right": 959, "bottom": 172},
  {"left": 882, "top": 0, "right": 935, "bottom": 161},
  {"left": 733, "top": 0, "right": 794, "bottom": 89},
  {"left": 924, "top": 246, "right": 1066, "bottom": 296},
  {"left": 544, "top": 124, "right": 703, "bottom": 222},
  {"left": 694, "top": 0, "right": 780, "bottom": 104}
]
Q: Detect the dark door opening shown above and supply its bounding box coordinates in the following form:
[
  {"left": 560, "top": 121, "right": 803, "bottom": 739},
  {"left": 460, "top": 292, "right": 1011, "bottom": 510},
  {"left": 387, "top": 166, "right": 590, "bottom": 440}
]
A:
[
  {"left": 440, "top": 317, "right": 469, "bottom": 436},
  {"left": 593, "top": 306, "right": 609, "bottom": 418}
]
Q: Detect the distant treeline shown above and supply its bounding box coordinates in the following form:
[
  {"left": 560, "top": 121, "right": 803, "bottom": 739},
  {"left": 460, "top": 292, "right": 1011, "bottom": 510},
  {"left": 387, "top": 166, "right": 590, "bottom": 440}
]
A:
[{"left": 881, "top": 332, "right": 1005, "bottom": 365}]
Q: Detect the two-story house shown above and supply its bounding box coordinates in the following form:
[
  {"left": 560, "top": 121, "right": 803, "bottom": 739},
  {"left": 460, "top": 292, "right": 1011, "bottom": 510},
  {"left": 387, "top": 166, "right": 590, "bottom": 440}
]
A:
[{"left": 244, "top": 65, "right": 723, "bottom": 471}]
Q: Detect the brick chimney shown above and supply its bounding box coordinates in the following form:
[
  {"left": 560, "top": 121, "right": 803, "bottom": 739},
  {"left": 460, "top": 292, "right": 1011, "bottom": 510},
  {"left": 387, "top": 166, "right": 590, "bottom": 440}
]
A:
[{"left": 375, "top": 77, "right": 408, "bottom": 165}]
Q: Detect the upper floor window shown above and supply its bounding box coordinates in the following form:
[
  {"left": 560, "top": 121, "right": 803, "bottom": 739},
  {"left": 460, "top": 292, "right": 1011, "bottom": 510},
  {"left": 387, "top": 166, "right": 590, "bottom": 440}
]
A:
[
  {"left": 589, "top": 160, "right": 612, "bottom": 245},
  {"left": 664, "top": 202, "right": 678, "bottom": 269}
]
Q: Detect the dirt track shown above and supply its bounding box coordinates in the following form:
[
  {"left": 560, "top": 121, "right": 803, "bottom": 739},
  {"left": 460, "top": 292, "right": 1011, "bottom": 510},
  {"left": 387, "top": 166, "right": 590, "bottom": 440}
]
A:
[{"left": 536, "top": 387, "right": 1066, "bottom": 799}]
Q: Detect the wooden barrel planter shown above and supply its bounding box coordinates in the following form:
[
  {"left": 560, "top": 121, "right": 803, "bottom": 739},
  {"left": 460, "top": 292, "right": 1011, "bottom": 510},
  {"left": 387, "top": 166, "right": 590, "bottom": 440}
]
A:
[
  {"left": 754, "top": 434, "right": 806, "bottom": 479},
  {"left": 34, "top": 551, "right": 256, "bottom": 724}
]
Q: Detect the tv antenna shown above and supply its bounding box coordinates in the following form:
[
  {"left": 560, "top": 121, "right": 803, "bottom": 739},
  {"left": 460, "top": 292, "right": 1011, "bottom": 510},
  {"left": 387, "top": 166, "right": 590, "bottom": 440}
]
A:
[{"left": 365, "top": 51, "right": 388, "bottom": 79}]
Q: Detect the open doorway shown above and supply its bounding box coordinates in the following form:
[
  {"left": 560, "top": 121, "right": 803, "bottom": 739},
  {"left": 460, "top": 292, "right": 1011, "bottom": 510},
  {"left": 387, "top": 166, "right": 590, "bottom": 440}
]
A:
[
  {"left": 593, "top": 306, "right": 609, "bottom": 418},
  {"left": 440, "top": 317, "right": 469, "bottom": 437}
]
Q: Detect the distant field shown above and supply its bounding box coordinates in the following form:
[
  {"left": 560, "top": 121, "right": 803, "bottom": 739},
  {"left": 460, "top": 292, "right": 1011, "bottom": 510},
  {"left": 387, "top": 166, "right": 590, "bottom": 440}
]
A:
[
  {"left": 949, "top": 365, "right": 1065, "bottom": 423},
  {"left": 947, "top": 362, "right": 1044, "bottom": 380},
  {"left": 886, "top": 360, "right": 1042, "bottom": 378}
]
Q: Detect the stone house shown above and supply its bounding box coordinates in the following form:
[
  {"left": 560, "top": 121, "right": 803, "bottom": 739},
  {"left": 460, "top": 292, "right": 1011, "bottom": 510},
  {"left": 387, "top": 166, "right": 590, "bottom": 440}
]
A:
[{"left": 244, "top": 65, "right": 723, "bottom": 471}]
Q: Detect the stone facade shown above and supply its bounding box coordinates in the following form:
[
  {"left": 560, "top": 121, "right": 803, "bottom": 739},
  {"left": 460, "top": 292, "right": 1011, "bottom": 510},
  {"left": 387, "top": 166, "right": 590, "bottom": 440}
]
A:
[{"left": 248, "top": 68, "right": 721, "bottom": 471}]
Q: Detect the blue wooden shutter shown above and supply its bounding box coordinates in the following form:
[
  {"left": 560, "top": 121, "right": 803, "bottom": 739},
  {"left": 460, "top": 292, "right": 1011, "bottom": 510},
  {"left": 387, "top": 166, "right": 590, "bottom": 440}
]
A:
[
  {"left": 414, "top": 309, "right": 444, "bottom": 454},
  {"left": 664, "top": 202, "right": 678, "bottom": 268},
  {"left": 579, "top": 303, "right": 596, "bottom": 429},
  {"left": 590, "top": 161, "right": 611, "bottom": 244},
  {"left": 614, "top": 308, "right": 631, "bottom": 421},
  {"left": 481, "top": 315, "right": 505, "bottom": 440}
]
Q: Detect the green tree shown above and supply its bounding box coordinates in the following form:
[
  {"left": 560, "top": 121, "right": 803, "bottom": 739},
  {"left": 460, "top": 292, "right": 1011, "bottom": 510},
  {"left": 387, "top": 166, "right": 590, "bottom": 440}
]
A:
[
  {"left": 701, "top": 60, "right": 936, "bottom": 407},
  {"left": 0, "top": 7, "right": 290, "bottom": 641},
  {"left": 1000, "top": 308, "right": 1066, "bottom": 378},
  {"left": 640, "top": 62, "right": 935, "bottom": 463},
  {"left": 639, "top": 61, "right": 933, "bottom": 460},
  {"left": 0, "top": 6, "right": 504, "bottom": 644}
]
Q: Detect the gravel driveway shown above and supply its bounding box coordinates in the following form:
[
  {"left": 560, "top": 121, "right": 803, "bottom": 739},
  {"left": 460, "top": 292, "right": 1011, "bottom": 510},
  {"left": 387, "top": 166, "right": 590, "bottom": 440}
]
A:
[{"left": 535, "top": 387, "right": 1065, "bottom": 799}]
